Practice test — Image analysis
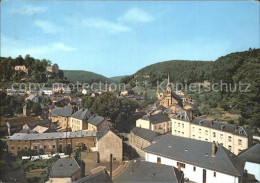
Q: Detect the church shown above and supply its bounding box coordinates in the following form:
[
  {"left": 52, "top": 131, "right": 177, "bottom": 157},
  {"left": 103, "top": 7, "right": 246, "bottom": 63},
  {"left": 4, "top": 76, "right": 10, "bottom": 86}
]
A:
[{"left": 158, "top": 73, "right": 182, "bottom": 108}]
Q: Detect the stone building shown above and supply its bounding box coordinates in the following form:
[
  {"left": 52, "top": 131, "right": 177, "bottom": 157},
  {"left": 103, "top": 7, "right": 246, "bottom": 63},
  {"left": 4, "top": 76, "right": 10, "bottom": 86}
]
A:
[
  {"left": 8, "top": 131, "right": 97, "bottom": 155},
  {"left": 131, "top": 127, "right": 159, "bottom": 156},
  {"left": 136, "top": 113, "right": 172, "bottom": 134},
  {"left": 71, "top": 109, "right": 91, "bottom": 131},
  {"left": 14, "top": 65, "right": 28, "bottom": 74},
  {"left": 97, "top": 125, "right": 122, "bottom": 162},
  {"left": 49, "top": 158, "right": 81, "bottom": 183},
  {"left": 158, "top": 73, "right": 182, "bottom": 108},
  {"left": 87, "top": 114, "right": 112, "bottom": 131},
  {"left": 171, "top": 111, "right": 253, "bottom": 155}
]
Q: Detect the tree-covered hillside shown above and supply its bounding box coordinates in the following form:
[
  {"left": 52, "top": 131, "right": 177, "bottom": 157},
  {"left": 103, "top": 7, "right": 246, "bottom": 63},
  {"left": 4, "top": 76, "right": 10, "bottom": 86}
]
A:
[
  {"left": 121, "top": 60, "right": 213, "bottom": 86},
  {"left": 63, "top": 70, "right": 112, "bottom": 84}
]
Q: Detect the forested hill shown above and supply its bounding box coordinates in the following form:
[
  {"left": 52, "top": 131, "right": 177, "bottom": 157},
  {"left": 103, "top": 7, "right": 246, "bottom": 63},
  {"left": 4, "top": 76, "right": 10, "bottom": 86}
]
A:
[
  {"left": 121, "top": 60, "right": 213, "bottom": 86},
  {"left": 63, "top": 70, "right": 112, "bottom": 84}
]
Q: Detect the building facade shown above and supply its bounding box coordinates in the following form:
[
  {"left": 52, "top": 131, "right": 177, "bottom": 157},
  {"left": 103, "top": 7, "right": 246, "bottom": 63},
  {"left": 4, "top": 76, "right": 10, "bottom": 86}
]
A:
[
  {"left": 8, "top": 131, "right": 97, "bottom": 155},
  {"left": 171, "top": 111, "right": 252, "bottom": 155}
]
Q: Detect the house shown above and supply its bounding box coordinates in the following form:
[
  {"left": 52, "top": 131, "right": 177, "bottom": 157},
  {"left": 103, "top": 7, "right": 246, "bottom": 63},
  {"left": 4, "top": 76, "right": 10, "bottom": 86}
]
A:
[
  {"left": 144, "top": 134, "right": 245, "bottom": 183},
  {"left": 14, "top": 65, "right": 28, "bottom": 74},
  {"left": 120, "top": 90, "right": 128, "bottom": 96},
  {"left": 26, "top": 95, "right": 39, "bottom": 103},
  {"left": 49, "top": 105, "right": 78, "bottom": 129},
  {"left": 8, "top": 131, "right": 97, "bottom": 155},
  {"left": 158, "top": 73, "right": 182, "bottom": 108},
  {"left": 97, "top": 125, "right": 122, "bottom": 162},
  {"left": 75, "top": 169, "right": 112, "bottom": 183},
  {"left": 238, "top": 144, "right": 260, "bottom": 182},
  {"left": 46, "top": 64, "right": 59, "bottom": 74},
  {"left": 87, "top": 114, "right": 112, "bottom": 131},
  {"left": 49, "top": 158, "right": 81, "bottom": 182},
  {"left": 23, "top": 104, "right": 30, "bottom": 116},
  {"left": 136, "top": 113, "right": 171, "bottom": 134},
  {"left": 42, "top": 87, "right": 53, "bottom": 96},
  {"left": 171, "top": 111, "right": 253, "bottom": 155},
  {"left": 53, "top": 83, "right": 64, "bottom": 94},
  {"left": 82, "top": 89, "right": 89, "bottom": 95},
  {"left": 71, "top": 109, "right": 92, "bottom": 131},
  {"left": 113, "top": 159, "right": 184, "bottom": 183},
  {"left": 131, "top": 127, "right": 159, "bottom": 156},
  {"left": 32, "top": 125, "right": 49, "bottom": 133}
]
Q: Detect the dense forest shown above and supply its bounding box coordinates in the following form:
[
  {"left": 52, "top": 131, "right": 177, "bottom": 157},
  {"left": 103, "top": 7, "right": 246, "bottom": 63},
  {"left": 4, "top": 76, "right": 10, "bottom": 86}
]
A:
[
  {"left": 63, "top": 70, "right": 112, "bottom": 84},
  {"left": 0, "top": 55, "right": 65, "bottom": 85},
  {"left": 122, "top": 48, "right": 260, "bottom": 132}
]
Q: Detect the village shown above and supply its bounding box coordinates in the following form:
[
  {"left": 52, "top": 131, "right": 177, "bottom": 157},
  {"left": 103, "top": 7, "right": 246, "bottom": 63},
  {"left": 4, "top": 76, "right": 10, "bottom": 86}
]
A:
[{"left": 0, "top": 65, "right": 259, "bottom": 183}]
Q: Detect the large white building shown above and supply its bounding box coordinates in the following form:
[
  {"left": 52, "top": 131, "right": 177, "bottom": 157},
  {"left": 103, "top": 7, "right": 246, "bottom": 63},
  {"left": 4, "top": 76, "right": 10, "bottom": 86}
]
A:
[{"left": 144, "top": 134, "right": 244, "bottom": 183}]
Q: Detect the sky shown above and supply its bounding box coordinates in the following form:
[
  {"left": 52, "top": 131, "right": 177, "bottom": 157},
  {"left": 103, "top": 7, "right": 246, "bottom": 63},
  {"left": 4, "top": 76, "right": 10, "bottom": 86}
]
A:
[{"left": 1, "top": 1, "right": 259, "bottom": 77}]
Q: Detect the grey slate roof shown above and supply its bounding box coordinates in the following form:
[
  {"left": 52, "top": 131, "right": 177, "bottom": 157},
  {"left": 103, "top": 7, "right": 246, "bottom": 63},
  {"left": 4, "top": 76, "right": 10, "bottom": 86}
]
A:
[
  {"left": 88, "top": 114, "right": 104, "bottom": 126},
  {"left": 113, "top": 160, "right": 183, "bottom": 183},
  {"left": 72, "top": 109, "right": 91, "bottom": 120},
  {"left": 192, "top": 117, "right": 251, "bottom": 137},
  {"left": 75, "top": 170, "right": 112, "bottom": 183},
  {"left": 131, "top": 127, "right": 159, "bottom": 142},
  {"left": 97, "top": 125, "right": 110, "bottom": 141},
  {"left": 238, "top": 144, "right": 260, "bottom": 164},
  {"left": 142, "top": 114, "right": 171, "bottom": 124},
  {"left": 51, "top": 105, "right": 74, "bottom": 117},
  {"left": 50, "top": 158, "right": 80, "bottom": 178},
  {"left": 9, "top": 131, "right": 97, "bottom": 141},
  {"left": 144, "top": 134, "right": 245, "bottom": 177}
]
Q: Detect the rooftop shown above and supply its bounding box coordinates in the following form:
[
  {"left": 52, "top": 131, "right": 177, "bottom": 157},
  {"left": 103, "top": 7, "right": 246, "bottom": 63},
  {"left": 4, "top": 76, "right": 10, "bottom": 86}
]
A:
[
  {"left": 50, "top": 158, "right": 80, "bottom": 178},
  {"left": 75, "top": 170, "right": 112, "bottom": 183},
  {"left": 88, "top": 114, "right": 105, "bottom": 126},
  {"left": 131, "top": 127, "right": 159, "bottom": 142},
  {"left": 238, "top": 144, "right": 260, "bottom": 164},
  {"left": 142, "top": 114, "right": 171, "bottom": 124},
  {"left": 72, "top": 108, "right": 91, "bottom": 120},
  {"left": 144, "top": 134, "right": 245, "bottom": 177},
  {"left": 9, "top": 131, "right": 97, "bottom": 141}
]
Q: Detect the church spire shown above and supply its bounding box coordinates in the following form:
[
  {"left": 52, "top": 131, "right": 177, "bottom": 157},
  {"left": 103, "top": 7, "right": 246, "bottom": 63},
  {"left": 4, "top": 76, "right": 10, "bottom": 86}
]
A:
[{"left": 167, "top": 72, "right": 170, "bottom": 85}]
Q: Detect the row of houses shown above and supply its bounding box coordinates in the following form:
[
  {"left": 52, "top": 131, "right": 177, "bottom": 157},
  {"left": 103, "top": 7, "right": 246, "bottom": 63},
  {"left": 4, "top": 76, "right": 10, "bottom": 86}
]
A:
[{"left": 49, "top": 105, "right": 112, "bottom": 132}]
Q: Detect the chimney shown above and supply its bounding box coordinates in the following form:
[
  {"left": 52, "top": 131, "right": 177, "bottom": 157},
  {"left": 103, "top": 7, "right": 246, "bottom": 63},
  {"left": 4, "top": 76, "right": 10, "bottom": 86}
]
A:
[
  {"left": 110, "top": 154, "right": 113, "bottom": 179},
  {"left": 234, "top": 125, "right": 238, "bottom": 132},
  {"left": 210, "top": 120, "right": 213, "bottom": 127},
  {"left": 212, "top": 142, "right": 217, "bottom": 157},
  {"left": 178, "top": 163, "right": 181, "bottom": 171}
]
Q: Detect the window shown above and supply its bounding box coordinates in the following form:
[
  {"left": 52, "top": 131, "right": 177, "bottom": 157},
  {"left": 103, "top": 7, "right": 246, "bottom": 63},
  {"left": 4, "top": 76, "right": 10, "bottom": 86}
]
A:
[
  {"left": 192, "top": 135, "right": 195, "bottom": 139},
  {"left": 199, "top": 136, "right": 201, "bottom": 139},
  {"left": 238, "top": 139, "right": 242, "bottom": 145},
  {"left": 44, "top": 145, "right": 47, "bottom": 149},
  {"left": 182, "top": 124, "right": 184, "bottom": 128},
  {"left": 193, "top": 166, "right": 196, "bottom": 172},
  {"left": 177, "top": 162, "right": 186, "bottom": 168},
  {"left": 213, "top": 132, "right": 216, "bottom": 138},
  {"left": 18, "top": 146, "right": 21, "bottom": 150},
  {"left": 59, "top": 144, "right": 63, "bottom": 148},
  {"left": 192, "top": 127, "right": 195, "bottom": 131},
  {"left": 11, "top": 145, "right": 14, "bottom": 150},
  {"left": 52, "top": 145, "right": 56, "bottom": 149},
  {"left": 34, "top": 145, "right": 38, "bottom": 150},
  {"left": 214, "top": 172, "right": 216, "bottom": 177},
  {"left": 157, "top": 157, "right": 161, "bottom": 164},
  {"left": 199, "top": 129, "right": 201, "bottom": 134},
  {"left": 205, "top": 130, "right": 208, "bottom": 135},
  {"left": 25, "top": 140, "right": 27, "bottom": 142},
  {"left": 60, "top": 138, "right": 62, "bottom": 141},
  {"left": 25, "top": 146, "right": 28, "bottom": 150},
  {"left": 228, "top": 145, "right": 232, "bottom": 151},
  {"left": 18, "top": 140, "right": 21, "bottom": 142},
  {"left": 154, "top": 126, "right": 157, "bottom": 130},
  {"left": 228, "top": 136, "right": 232, "bottom": 142},
  {"left": 178, "top": 123, "right": 180, "bottom": 127},
  {"left": 220, "top": 134, "right": 223, "bottom": 139},
  {"left": 205, "top": 138, "right": 208, "bottom": 141},
  {"left": 182, "top": 132, "right": 184, "bottom": 136}
]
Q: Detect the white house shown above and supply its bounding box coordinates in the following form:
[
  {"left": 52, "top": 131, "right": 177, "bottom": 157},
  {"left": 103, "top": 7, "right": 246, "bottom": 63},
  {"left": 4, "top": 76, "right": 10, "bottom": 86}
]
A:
[
  {"left": 42, "top": 87, "right": 53, "bottom": 96},
  {"left": 238, "top": 144, "right": 260, "bottom": 182},
  {"left": 144, "top": 134, "right": 244, "bottom": 183}
]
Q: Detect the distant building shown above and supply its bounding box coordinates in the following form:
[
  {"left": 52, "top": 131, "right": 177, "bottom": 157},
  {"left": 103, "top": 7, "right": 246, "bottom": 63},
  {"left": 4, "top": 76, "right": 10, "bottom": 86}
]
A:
[
  {"left": 14, "top": 65, "right": 28, "bottom": 74},
  {"left": 120, "top": 91, "right": 128, "bottom": 96},
  {"left": 46, "top": 64, "right": 59, "bottom": 74},
  {"left": 158, "top": 73, "right": 182, "bottom": 108},
  {"left": 136, "top": 113, "right": 171, "bottom": 134},
  {"left": 26, "top": 95, "right": 39, "bottom": 103},
  {"left": 49, "top": 158, "right": 81, "bottom": 182},
  {"left": 23, "top": 104, "right": 30, "bottom": 116},
  {"left": 113, "top": 160, "right": 184, "bottom": 183},
  {"left": 144, "top": 134, "right": 245, "bottom": 183},
  {"left": 87, "top": 114, "right": 112, "bottom": 131},
  {"left": 71, "top": 109, "right": 91, "bottom": 131},
  {"left": 97, "top": 125, "right": 122, "bottom": 162},
  {"left": 239, "top": 144, "right": 260, "bottom": 182},
  {"left": 8, "top": 131, "right": 97, "bottom": 155},
  {"left": 171, "top": 111, "right": 253, "bottom": 155}
]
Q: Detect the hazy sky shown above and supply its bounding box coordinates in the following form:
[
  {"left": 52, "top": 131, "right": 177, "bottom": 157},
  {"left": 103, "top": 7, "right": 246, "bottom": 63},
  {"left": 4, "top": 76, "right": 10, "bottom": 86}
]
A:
[{"left": 1, "top": 1, "right": 259, "bottom": 77}]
